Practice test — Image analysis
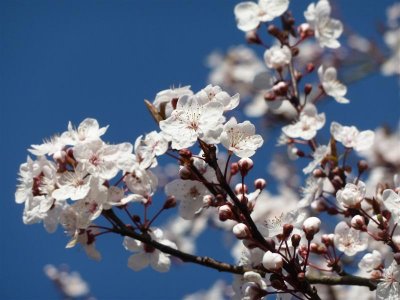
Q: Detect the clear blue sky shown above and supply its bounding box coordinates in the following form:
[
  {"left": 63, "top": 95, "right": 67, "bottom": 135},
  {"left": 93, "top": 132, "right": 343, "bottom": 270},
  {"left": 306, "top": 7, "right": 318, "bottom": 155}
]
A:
[{"left": 1, "top": 0, "right": 398, "bottom": 299}]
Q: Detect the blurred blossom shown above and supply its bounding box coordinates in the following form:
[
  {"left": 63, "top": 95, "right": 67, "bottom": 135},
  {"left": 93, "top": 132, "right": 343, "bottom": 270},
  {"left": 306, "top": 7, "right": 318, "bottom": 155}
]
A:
[{"left": 44, "top": 264, "right": 92, "bottom": 299}]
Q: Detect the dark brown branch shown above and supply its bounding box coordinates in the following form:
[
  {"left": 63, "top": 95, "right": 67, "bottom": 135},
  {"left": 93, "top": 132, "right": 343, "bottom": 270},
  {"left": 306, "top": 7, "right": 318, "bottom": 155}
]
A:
[
  {"left": 102, "top": 209, "right": 378, "bottom": 298},
  {"left": 307, "top": 274, "right": 377, "bottom": 290}
]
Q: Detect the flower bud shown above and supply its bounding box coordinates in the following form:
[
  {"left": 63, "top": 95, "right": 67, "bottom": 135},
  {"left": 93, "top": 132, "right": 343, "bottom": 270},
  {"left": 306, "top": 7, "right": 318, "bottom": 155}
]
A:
[
  {"left": 262, "top": 251, "right": 283, "bottom": 271},
  {"left": 298, "top": 23, "right": 314, "bottom": 39},
  {"left": 303, "top": 217, "right": 321, "bottom": 240},
  {"left": 235, "top": 183, "right": 248, "bottom": 195},
  {"left": 357, "top": 160, "right": 368, "bottom": 173},
  {"left": 264, "top": 91, "right": 276, "bottom": 101},
  {"left": 179, "top": 166, "right": 193, "bottom": 180},
  {"left": 237, "top": 194, "right": 248, "bottom": 206},
  {"left": 267, "top": 24, "right": 280, "bottom": 38},
  {"left": 218, "top": 205, "right": 233, "bottom": 221},
  {"left": 232, "top": 223, "right": 250, "bottom": 239},
  {"left": 304, "top": 84, "right": 313, "bottom": 95},
  {"left": 351, "top": 215, "right": 365, "bottom": 230},
  {"left": 254, "top": 178, "right": 267, "bottom": 190},
  {"left": 306, "top": 63, "right": 315, "bottom": 73},
  {"left": 179, "top": 149, "right": 192, "bottom": 159},
  {"left": 163, "top": 196, "right": 176, "bottom": 209},
  {"left": 291, "top": 234, "right": 301, "bottom": 248},
  {"left": 238, "top": 158, "right": 253, "bottom": 177},
  {"left": 282, "top": 224, "right": 294, "bottom": 239},
  {"left": 245, "top": 31, "right": 262, "bottom": 45},
  {"left": 230, "top": 162, "right": 239, "bottom": 175},
  {"left": 321, "top": 234, "right": 334, "bottom": 247}
]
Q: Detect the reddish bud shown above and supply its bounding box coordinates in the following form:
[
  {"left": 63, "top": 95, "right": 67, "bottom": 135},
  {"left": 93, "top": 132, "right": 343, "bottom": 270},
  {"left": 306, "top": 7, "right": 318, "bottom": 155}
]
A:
[
  {"left": 254, "top": 178, "right": 267, "bottom": 190},
  {"left": 235, "top": 183, "right": 248, "bottom": 195},
  {"left": 230, "top": 162, "right": 239, "bottom": 175},
  {"left": 245, "top": 31, "right": 262, "bottom": 45},
  {"left": 238, "top": 158, "right": 253, "bottom": 177},
  {"left": 306, "top": 63, "right": 315, "bottom": 73},
  {"left": 304, "top": 84, "right": 313, "bottom": 95},
  {"left": 218, "top": 205, "right": 233, "bottom": 221},
  {"left": 163, "top": 196, "right": 176, "bottom": 209},
  {"left": 358, "top": 160, "right": 368, "bottom": 173}
]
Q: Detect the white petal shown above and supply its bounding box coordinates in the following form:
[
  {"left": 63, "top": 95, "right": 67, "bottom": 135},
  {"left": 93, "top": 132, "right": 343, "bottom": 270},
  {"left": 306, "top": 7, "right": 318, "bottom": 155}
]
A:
[
  {"left": 127, "top": 252, "right": 150, "bottom": 271},
  {"left": 150, "top": 251, "right": 171, "bottom": 272},
  {"left": 234, "top": 2, "right": 261, "bottom": 32}
]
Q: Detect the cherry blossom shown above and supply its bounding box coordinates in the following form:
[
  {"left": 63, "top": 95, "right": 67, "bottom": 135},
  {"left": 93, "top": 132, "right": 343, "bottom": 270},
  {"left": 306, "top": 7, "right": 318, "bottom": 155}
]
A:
[
  {"left": 159, "top": 95, "right": 225, "bottom": 149},
  {"left": 303, "top": 145, "right": 329, "bottom": 174},
  {"left": 336, "top": 181, "right": 366, "bottom": 208},
  {"left": 262, "top": 251, "right": 283, "bottom": 270},
  {"left": 264, "top": 45, "right": 292, "bottom": 69},
  {"left": 382, "top": 189, "right": 400, "bottom": 222},
  {"left": 304, "top": 0, "right": 343, "bottom": 48},
  {"left": 376, "top": 260, "right": 400, "bottom": 300},
  {"left": 381, "top": 28, "right": 400, "bottom": 76},
  {"left": 282, "top": 104, "right": 326, "bottom": 140},
  {"left": 358, "top": 250, "right": 382, "bottom": 272},
  {"left": 165, "top": 179, "right": 210, "bottom": 220},
  {"left": 220, "top": 117, "right": 263, "bottom": 158},
  {"left": 234, "top": 0, "right": 290, "bottom": 32},
  {"left": 152, "top": 85, "right": 194, "bottom": 118},
  {"left": 318, "top": 65, "right": 349, "bottom": 104},
  {"left": 195, "top": 84, "right": 240, "bottom": 111},
  {"left": 134, "top": 131, "right": 168, "bottom": 169},
  {"left": 334, "top": 221, "right": 368, "bottom": 256},
  {"left": 123, "top": 228, "right": 177, "bottom": 272},
  {"left": 52, "top": 165, "right": 92, "bottom": 201},
  {"left": 330, "top": 122, "right": 375, "bottom": 152}
]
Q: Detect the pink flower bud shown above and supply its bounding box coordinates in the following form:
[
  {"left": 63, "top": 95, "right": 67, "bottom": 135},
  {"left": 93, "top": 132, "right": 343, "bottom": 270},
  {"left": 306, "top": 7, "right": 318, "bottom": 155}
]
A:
[
  {"left": 218, "top": 205, "right": 233, "bottom": 221},
  {"left": 232, "top": 223, "right": 250, "bottom": 239},
  {"left": 303, "top": 217, "right": 321, "bottom": 239},
  {"left": 351, "top": 215, "right": 365, "bottom": 230},
  {"left": 238, "top": 158, "right": 253, "bottom": 177},
  {"left": 235, "top": 183, "right": 248, "bottom": 195},
  {"left": 254, "top": 178, "right": 266, "bottom": 190},
  {"left": 262, "top": 251, "right": 283, "bottom": 271}
]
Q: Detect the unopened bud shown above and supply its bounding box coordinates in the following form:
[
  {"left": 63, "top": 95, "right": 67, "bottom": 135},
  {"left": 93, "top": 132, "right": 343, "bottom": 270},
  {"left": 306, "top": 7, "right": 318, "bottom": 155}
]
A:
[
  {"left": 351, "top": 215, "right": 365, "bottom": 230},
  {"left": 272, "top": 81, "right": 289, "bottom": 96},
  {"left": 304, "top": 84, "right": 313, "bottom": 95},
  {"left": 298, "top": 23, "right": 314, "bottom": 39},
  {"left": 310, "top": 243, "right": 319, "bottom": 253},
  {"left": 265, "top": 238, "right": 276, "bottom": 251},
  {"left": 358, "top": 160, "right": 368, "bottom": 173},
  {"left": 267, "top": 24, "right": 280, "bottom": 37},
  {"left": 238, "top": 158, "right": 253, "bottom": 177},
  {"left": 230, "top": 162, "right": 239, "bottom": 175},
  {"left": 179, "top": 149, "right": 192, "bottom": 159},
  {"left": 245, "top": 31, "right": 262, "bottom": 45},
  {"left": 179, "top": 166, "right": 193, "bottom": 180},
  {"left": 291, "top": 234, "right": 301, "bottom": 248},
  {"left": 163, "top": 196, "right": 177, "bottom": 209},
  {"left": 235, "top": 183, "right": 248, "bottom": 195},
  {"left": 264, "top": 91, "right": 276, "bottom": 101},
  {"left": 254, "top": 178, "right": 267, "bottom": 190},
  {"left": 321, "top": 234, "right": 334, "bottom": 246},
  {"left": 283, "top": 224, "right": 294, "bottom": 238},
  {"left": 303, "top": 217, "right": 321, "bottom": 240},
  {"left": 218, "top": 205, "right": 233, "bottom": 221},
  {"left": 262, "top": 251, "right": 283, "bottom": 271},
  {"left": 232, "top": 223, "right": 250, "bottom": 239},
  {"left": 306, "top": 63, "right": 315, "bottom": 73}
]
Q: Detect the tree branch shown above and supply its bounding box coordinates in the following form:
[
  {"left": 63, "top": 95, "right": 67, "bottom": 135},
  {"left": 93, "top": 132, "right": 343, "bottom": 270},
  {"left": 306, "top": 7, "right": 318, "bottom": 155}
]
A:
[{"left": 307, "top": 274, "right": 377, "bottom": 290}]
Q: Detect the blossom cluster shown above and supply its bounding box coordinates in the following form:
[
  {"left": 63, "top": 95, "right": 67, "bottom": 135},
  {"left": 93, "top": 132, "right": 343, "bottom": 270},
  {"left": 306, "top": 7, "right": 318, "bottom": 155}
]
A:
[{"left": 15, "top": 0, "right": 400, "bottom": 299}]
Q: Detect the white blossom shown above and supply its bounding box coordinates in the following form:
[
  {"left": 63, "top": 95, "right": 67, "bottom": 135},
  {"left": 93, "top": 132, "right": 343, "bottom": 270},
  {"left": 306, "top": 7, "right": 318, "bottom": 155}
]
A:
[
  {"left": 334, "top": 221, "right": 368, "bottom": 256},
  {"left": 152, "top": 85, "right": 194, "bottom": 118},
  {"left": 382, "top": 189, "right": 400, "bottom": 222},
  {"left": 358, "top": 250, "right": 382, "bottom": 272},
  {"left": 195, "top": 84, "right": 240, "bottom": 111},
  {"left": 52, "top": 165, "right": 92, "bottom": 201},
  {"left": 123, "top": 167, "right": 158, "bottom": 204},
  {"left": 220, "top": 117, "right": 263, "bottom": 158},
  {"left": 303, "top": 145, "right": 329, "bottom": 174},
  {"left": 73, "top": 140, "right": 132, "bottom": 180},
  {"left": 330, "top": 122, "right": 375, "bottom": 152},
  {"left": 64, "top": 118, "right": 108, "bottom": 145},
  {"left": 304, "top": 0, "right": 343, "bottom": 48},
  {"left": 234, "top": 0, "right": 289, "bottom": 32},
  {"left": 318, "top": 65, "right": 349, "bottom": 104},
  {"left": 377, "top": 260, "right": 400, "bottom": 300},
  {"left": 123, "top": 228, "right": 177, "bottom": 272},
  {"left": 381, "top": 28, "right": 400, "bottom": 76},
  {"left": 134, "top": 131, "right": 168, "bottom": 170},
  {"left": 282, "top": 104, "right": 325, "bottom": 140},
  {"left": 165, "top": 179, "right": 210, "bottom": 220},
  {"left": 264, "top": 45, "right": 292, "bottom": 69},
  {"left": 336, "top": 181, "right": 366, "bottom": 208},
  {"left": 159, "top": 95, "right": 225, "bottom": 149}
]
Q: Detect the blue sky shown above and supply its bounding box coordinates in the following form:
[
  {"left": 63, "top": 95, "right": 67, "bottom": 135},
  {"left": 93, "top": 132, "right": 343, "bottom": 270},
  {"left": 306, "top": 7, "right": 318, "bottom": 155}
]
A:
[{"left": 1, "top": 0, "right": 399, "bottom": 299}]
